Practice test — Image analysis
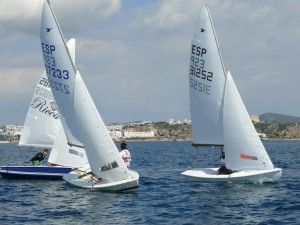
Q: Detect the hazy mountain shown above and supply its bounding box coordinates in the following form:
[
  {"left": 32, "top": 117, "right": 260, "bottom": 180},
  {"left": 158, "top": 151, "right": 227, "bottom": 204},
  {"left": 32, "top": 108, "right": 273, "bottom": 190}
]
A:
[{"left": 259, "top": 113, "right": 300, "bottom": 124}]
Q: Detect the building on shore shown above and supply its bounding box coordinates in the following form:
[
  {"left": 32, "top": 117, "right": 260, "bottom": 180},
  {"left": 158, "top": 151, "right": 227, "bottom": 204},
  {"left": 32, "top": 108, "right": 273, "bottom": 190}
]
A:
[
  {"left": 251, "top": 115, "right": 260, "bottom": 123},
  {"left": 123, "top": 131, "right": 155, "bottom": 138}
]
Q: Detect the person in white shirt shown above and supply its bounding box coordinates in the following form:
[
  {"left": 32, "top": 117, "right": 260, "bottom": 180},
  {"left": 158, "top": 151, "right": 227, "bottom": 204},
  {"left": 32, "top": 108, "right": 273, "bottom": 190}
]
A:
[{"left": 119, "top": 142, "right": 131, "bottom": 167}]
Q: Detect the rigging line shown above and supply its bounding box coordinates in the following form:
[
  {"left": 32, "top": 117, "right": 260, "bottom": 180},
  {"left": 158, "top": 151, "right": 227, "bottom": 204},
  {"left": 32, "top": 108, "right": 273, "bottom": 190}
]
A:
[{"left": 206, "top": 5, "right": 227, "bottom": 77}]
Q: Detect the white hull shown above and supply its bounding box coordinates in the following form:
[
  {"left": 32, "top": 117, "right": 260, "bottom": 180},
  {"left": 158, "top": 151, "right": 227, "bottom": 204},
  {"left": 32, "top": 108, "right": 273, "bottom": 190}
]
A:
[
  {"left": 63, "top": 168, "right": 139, "bottom": 191},
  {"left": 181, "top": 167, "right": 282, "bottom": 183}
]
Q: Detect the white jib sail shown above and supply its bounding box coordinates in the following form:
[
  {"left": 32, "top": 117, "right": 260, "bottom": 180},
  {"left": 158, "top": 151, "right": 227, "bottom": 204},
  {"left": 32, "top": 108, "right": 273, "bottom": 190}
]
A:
[
  {"left": 189, "top": 6, "right": 226, "bottom": 146},
  {"left": 223, "top": 71, "right": 274, "bottom": 171},
  {"left": 18, "top": 71, "right": 60, "bottom": 148},
  {"left": 40, "top": 1, "right": 83, "bottom": 148},
  {"left": 74, "top": 71, "right": 130, "bottom": 181},
  {"left": 48, "top": 125, "right": 89, "bottom": 168},
  {"left": 40, "top": 1, "right": 130, "bottom": 181}
]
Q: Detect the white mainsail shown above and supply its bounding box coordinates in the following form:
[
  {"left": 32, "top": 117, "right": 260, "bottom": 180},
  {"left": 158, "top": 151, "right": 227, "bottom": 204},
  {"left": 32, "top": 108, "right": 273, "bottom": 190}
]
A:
[
  {"left": 18, "top": 71, "right": 60, "bottom": 148},
  {"left": 223, "top": 71, "right": 274, "bottom": 171},
  {"left": 189, "top": 5, "right": 226, "bottom": 146},
  {"left": 40, "top": 1, "right": 83, "bottom": 148},
  {"left": 40, "top": 0, "right": 130, "bottom": 181},
  {"left": 19, "top": 38, "right": 76, "bottom": 149},
  {"left": 19, "top": 37, "right": 88, "bottom": 167}
]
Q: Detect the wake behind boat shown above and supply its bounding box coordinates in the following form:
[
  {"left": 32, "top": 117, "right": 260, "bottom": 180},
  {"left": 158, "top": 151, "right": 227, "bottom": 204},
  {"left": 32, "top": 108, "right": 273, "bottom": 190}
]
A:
[
  {"left": 40, "top": 0, "right": 139, "bottom": 191},
  {"left": 181, "top": 5, "right": 282, "bottom": 183}
]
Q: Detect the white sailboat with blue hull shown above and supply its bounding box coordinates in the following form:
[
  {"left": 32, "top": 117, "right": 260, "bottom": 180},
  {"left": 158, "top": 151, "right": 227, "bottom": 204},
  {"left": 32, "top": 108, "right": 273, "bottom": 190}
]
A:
[
  {"left": 40, "top": 0, "right": 139, "bottom": 191},
  {"left": 181, "top": 5, "right": 282, "bottom": 183},
  {"left": 0, "top": 40, "right": 88, "bottom": 180}
]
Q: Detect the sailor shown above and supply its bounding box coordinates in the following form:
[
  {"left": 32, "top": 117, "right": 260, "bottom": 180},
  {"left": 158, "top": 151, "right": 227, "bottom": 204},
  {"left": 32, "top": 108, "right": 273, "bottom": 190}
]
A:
[
  {"left": 218, "top": 147, "right": 234, "bottom": 175},
  {"left": 30, "top": 149, "right": 49, "bottom": 166},
  {"left": 220, "top": 147, "right": 225, "bottom": 165},
  {"left": 119, "top": 142, "right": 131, "bottom": 167}
]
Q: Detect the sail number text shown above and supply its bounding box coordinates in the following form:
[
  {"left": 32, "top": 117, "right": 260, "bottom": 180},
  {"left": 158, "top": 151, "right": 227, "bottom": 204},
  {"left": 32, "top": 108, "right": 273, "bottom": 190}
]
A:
[
  {"left": 41, "top": 42, "right": 70, "bottom": 94},
  {"left": 189, "top": 44, "right": 213, "bottom": 95}
]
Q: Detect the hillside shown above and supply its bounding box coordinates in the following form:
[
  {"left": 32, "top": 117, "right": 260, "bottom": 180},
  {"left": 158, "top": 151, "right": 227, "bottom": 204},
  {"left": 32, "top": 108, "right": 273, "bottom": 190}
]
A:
[
  {"left": 122, "top": 113, "right": 300, "bottom": 141},
  {"left": 2, "top": 113, "right": 300, "bottom": 142},
  {"left": 123, "top": 122, "right": 192, "bottom": 141},
  {"left": 259, "top": 113, "right": 300, "bottom": 124}
]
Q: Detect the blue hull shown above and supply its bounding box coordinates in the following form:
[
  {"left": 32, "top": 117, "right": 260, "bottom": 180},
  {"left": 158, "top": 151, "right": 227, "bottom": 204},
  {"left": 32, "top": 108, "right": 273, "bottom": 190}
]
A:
[{"left": 0, "top": 166, "right": 72, "bottom": 180}]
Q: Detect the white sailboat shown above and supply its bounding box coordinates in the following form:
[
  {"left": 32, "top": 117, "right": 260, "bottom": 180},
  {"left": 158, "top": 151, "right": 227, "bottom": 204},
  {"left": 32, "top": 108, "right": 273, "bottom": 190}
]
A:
[
  {"left": 181, "top": 6, "right": 282, "bottom": 183},
  {"left": 39, "top": 0, "right": 139, "bottom": 191},
  {"left": 0, "top": 39, "right": 88, "bottom": 179}
]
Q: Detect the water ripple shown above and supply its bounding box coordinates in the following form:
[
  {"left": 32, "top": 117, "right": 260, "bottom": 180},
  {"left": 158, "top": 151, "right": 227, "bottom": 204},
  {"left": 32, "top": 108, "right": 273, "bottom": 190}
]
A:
[{"left": 0, "top": 141, "right": 299, "bottom": 224}]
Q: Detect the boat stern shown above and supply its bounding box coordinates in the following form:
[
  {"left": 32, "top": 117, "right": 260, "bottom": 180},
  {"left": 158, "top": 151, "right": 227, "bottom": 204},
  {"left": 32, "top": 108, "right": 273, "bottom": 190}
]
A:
[{"left": 63, "top": 169, "right": 139, "bottom": 191}]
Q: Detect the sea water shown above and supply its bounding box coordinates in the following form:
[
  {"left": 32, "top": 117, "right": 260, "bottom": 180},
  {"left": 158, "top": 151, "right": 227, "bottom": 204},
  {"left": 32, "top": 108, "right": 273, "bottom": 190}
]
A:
[{"left": 0, "top": 141, "right": 299, "bottom": 225}]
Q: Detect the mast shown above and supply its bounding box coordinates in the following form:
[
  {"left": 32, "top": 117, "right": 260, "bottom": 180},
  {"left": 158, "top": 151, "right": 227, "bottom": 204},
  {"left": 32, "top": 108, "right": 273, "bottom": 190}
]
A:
[
  {"left": 206, "top": 5, "right": 226, "bottom": 77},
  {"left": 46, "top": 0, "right": 77, "bottom": 73}
]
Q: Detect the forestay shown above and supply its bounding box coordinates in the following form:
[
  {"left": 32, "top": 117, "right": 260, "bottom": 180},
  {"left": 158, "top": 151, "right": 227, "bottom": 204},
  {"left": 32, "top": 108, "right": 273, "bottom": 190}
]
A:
[
  {"left": 223, "top": 71, "right": 274, "bottom": 171},
  {"left": 189, "top": 6, "right": 226, "bottom": 146}
]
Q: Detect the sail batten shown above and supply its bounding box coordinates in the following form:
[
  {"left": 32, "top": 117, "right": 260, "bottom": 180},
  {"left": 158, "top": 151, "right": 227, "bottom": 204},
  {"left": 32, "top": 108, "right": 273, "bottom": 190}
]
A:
[{"left": 192, "top": 143, "right": 224, "bottom": 147}]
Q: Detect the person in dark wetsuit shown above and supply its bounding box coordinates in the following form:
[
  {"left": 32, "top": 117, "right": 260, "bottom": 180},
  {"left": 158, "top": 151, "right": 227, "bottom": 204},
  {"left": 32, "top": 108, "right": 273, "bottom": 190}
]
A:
[
  {"left": 220, "top": 148, "right": 225, "bottom": 165},
  {"left": 218, "top": 147, "right": 234, "bottom": 175},
  {"left": 30, "top": 149, "right": 49, "bottom": 166}
]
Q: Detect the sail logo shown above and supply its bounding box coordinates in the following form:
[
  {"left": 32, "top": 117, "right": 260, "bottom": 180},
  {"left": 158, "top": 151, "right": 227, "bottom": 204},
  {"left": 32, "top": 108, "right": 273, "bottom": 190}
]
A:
[
  {"left": 31, "top": 97, "right": 59, "bottom": 119},
  {"left": 69, "top": 149, "right": 84, "bottom": 157},
  {"left": 240, "top": 153, "right": 258, "bottom": 160},
  {"left": 46, "top": 28, "right": 52, "bottom": 32},
  {"left": 50, "top": 102, "right": 57, "bottom": 111},
  {"left": 100, "top": 161, "right": 119, "bottom": 172}
]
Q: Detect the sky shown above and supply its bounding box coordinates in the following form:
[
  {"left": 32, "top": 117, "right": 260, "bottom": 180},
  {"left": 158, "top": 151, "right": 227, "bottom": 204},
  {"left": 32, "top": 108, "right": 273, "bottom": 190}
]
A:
[{"left": 0, "top": 0, "right": 299, "bottom": 125}]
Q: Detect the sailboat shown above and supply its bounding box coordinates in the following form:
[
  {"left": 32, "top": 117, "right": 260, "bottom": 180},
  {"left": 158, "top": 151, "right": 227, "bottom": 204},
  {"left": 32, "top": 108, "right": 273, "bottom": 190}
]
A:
[
  {"left": 39, "top": 0, "right": 139, "bottom": 191},
  {"left": 0, "top": 39, "right": 88, "bottom": 180},
  {"left": 181, "top": 6, "right": 282, "bottom": 183}
]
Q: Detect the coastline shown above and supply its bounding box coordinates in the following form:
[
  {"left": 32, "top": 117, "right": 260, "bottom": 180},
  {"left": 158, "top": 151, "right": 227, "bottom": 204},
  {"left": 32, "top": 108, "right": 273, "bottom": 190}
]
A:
[{"left": 1, "top": 138, "right": 300, "bottom": 145}]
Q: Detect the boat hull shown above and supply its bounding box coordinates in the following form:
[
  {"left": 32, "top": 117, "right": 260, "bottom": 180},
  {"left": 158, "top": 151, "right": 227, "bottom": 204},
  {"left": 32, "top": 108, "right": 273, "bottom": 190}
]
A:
[
  {"left": 181, "top": 167, "right": 282, "bottom": 183},
  {"left": 63, "top": 169, "right": 139, "bottom": 191},
  {"left": 0, "top": 166, "right": 72, "bottom": 180}
]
